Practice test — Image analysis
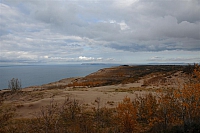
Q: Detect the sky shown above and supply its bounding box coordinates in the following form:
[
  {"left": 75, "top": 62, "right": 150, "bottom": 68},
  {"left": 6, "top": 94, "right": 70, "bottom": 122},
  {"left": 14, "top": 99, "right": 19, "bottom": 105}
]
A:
[{"left": 0, "top": 0, "right": 200, "bottom": 65}]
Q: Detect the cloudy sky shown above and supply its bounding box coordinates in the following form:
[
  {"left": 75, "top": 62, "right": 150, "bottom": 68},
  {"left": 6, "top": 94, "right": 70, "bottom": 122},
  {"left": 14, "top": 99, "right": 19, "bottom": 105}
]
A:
[{"left": 0, "top": 0, "right": 200, "bottom": 65}]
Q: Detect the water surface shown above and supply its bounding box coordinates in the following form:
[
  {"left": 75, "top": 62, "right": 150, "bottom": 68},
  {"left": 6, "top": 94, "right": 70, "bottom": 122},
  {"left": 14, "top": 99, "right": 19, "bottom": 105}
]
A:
[{"left": 0, "top": 64, "right": 117, "bottom": 89}]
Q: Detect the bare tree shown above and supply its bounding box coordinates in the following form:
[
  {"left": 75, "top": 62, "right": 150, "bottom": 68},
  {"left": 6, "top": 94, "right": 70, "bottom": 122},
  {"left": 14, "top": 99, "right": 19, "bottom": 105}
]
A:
[{"left": 8, "top": 78, "right": 22, "bottom": 92}]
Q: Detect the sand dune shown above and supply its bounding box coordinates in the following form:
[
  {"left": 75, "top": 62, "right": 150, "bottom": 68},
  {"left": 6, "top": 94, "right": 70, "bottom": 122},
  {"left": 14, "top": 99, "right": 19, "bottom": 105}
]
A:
[{"left": 0, "top": 65, "right": 189, "bottom": 118}]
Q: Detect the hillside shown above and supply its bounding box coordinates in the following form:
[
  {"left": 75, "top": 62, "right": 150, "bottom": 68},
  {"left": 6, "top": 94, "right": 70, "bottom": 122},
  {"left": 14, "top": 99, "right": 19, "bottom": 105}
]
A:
[
  {"left": 0, "top": 65, "right": 199, "bottom": 133},
  {"left": 39, "top": 65, "right": 187, "bottom": 90},
  {"left": 1, "top": 65, "right": 190, "bottom": 113}
]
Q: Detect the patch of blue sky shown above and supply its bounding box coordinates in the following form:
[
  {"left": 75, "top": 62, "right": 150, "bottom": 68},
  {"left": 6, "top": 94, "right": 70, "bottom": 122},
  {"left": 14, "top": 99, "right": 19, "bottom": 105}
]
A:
[
  {"left": 68, "top": 44, "right": 81, "bottom": 47},
  {"left": 5, "top": 29, "right": 13, "bottom": 34},
  {"left": 83, "top": 46, "right": 92, "bottom": 51},
  {"left": 64, "top": 39, "right": 80, "bottom": 43},
  {"left": 17, "top": 3, "right": 31, "bottom": 15},
  {"left": 78, "top": 14, "right": 100, "bottom": 23},
  {"left": 25, "top": 28, "right": 41, "bottom": 33}
]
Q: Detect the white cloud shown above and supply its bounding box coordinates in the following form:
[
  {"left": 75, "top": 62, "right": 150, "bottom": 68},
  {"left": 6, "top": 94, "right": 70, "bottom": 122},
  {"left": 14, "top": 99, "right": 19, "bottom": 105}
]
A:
[
  {"left": 79, "top": 56, "right": 95, "bottom": 61},
  {"left": 77, "top": 56, "right": 115, "bottom": 62},
  {"left": 149, "top": 56, "right": 163, "bottom": 61},
  {"left": 113, "top": 0, "right": 138, "bottom": 8},
  {"left": 119, "top": 21, "right": 130, "bottom": 30},
  {"left": 147, "top": 54, "right": 200, "bottom": 63},
  {"left": 97, "top": 57, "right": 102, "bottom": 60},
  {"left": 0, "top": 0, "right": 199, "bottom": 64},
  {"left": 44, "top": 56, "right": 49, "bottom": 59}
]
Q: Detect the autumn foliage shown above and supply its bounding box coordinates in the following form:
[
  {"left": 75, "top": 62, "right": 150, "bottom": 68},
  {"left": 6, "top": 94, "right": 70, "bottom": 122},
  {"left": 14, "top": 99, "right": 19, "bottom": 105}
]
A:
[
  {"left": 0, "top": 65, "right": 200, "bottom": 133},
  {"left": 117, "top": 97, "right": 138, "bottom": 132}
]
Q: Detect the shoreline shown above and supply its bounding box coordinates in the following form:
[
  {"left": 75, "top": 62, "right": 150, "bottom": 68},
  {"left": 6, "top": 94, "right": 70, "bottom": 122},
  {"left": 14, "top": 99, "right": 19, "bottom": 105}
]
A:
[
  {"left": 1, "top": 64, "right": 188, "bottom": 91},
  {"left": 0, "top": 65, "right": 192, "bottom": 119}
]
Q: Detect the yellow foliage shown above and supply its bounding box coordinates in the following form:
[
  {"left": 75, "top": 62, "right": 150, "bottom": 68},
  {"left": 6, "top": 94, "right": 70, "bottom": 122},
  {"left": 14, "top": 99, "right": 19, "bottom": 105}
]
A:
[{"left": 117, "top": 96, "right": 138, "bottom": 133}]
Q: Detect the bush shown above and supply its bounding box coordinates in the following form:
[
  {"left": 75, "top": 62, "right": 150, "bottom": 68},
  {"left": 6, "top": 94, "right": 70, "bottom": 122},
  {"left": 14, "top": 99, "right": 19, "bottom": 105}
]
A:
[{"left": 8, "top": 78, "right": 22, "bottom": 92}]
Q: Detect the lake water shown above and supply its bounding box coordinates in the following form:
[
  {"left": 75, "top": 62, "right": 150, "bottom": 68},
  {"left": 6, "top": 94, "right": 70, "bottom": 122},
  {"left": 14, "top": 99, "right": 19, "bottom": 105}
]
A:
[{"left": 0, "top": 64, "right": 118, "bottom": 90}]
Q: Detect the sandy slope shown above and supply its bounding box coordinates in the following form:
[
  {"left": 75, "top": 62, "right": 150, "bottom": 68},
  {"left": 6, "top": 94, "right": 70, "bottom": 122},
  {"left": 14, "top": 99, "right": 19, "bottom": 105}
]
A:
[
  {"left": 0, "top": 65, "right": 188, "bottom": 118},
  {"left": 1, "top": 78, "right": 183, "bottom": 118}
]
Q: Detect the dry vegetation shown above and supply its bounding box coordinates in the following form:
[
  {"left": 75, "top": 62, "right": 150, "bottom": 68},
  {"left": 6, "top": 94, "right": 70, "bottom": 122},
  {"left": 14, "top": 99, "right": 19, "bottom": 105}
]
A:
[
  {"left": 67, "top": 65, "right": 185, "bottom": 88},
  {"left": 0, "top": 64, "right": 200, "bottom": 133}
]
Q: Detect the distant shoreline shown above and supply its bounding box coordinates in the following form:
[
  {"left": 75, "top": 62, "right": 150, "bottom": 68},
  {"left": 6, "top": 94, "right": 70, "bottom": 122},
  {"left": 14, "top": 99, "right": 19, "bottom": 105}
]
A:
[
  {"left": 1, "top": 64, "right": 197, "bottom": 90},
  {"left": 0, "top": 62, "right": 199, "bottom": 67},
  {"left": 81, "top": 63, "right": 107, "bottom": 65},
  {"left": 0, "top": 64, "right": 118, "bottom": 90}
]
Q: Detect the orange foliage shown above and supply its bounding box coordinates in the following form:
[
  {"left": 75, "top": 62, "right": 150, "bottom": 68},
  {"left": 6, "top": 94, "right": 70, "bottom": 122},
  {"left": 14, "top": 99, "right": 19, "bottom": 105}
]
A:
[
  {"left": 117, "top": 96, "right": 138, "bottom": 133},
  {"left": 128, "top": 65, "right": 200, "bottom": 132},
  {"left": 67, "top": 80, "right": 107, "bottom": 87},
  {"left": 133, "top": 93, "right": 158, "bottom": 130},
  {"left": 172, "top": 65, "right": 200, "bottom": 126},
  {"left": 1, "top": 65, "right": 200, "bottom": 133}
]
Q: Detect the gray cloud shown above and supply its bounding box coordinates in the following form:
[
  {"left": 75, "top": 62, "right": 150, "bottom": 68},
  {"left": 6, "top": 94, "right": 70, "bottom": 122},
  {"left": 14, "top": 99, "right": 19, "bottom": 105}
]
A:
[
  {"left": 148, "top": 56, "right": 200, "bottom": 63},
  {"left": 0, "top": 0, "right": 199, "bottom": 64}
]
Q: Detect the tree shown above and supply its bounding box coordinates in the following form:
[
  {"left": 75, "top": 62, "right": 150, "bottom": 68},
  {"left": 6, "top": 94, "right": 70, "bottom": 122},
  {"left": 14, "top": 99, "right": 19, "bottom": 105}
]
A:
[
  {"left": 172, "top": 64, "right": 200, "bottom": 132},
  {"left": 117, "top": 97, "right": 138, "bottom": 133},
  {"left": 8, "top": 78, "right": 22, "bottom": 92},
  {"left": 133, "top": 93, "right": 159, "bottom": 131}
]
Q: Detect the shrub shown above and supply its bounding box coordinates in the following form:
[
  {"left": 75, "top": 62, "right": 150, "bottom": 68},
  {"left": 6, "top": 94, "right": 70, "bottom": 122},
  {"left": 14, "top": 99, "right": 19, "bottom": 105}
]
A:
[{"left": 8, "top": 78, "right": 22, "bottom": 92}]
